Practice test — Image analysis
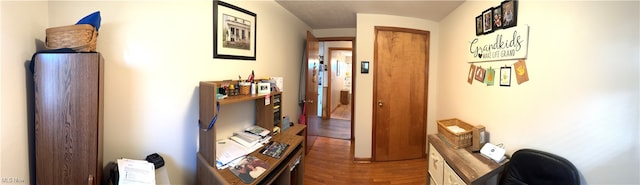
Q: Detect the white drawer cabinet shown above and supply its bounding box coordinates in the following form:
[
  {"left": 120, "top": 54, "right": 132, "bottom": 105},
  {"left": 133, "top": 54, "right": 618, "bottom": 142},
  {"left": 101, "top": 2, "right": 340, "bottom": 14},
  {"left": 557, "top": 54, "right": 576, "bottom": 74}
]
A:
[
  {"left": 428, "top": 144, "right": 445, "bottom": 185},
  {"left": 444, "top": 162, "right": 466, "bottom": 185},
  {"left": 429, "top": 144, "right": 466, "bottom": 185}
]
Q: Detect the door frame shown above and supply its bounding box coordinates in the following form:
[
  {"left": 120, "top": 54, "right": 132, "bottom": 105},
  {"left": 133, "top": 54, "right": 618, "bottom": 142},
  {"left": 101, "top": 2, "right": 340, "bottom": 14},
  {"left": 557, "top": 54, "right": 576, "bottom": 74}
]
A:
[
  {"left": 317, "top": 37, "right": 357, "bottom": 147},
  {"left": 371, "top": 26, "right": 430, "bottom": 161}
]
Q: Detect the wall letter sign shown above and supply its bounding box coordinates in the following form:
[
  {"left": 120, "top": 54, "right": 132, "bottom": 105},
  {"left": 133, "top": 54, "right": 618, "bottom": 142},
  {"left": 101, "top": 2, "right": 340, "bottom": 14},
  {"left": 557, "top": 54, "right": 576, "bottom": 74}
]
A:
[{"left": 468, "top": 25, "right": 529, "bottom": 62}]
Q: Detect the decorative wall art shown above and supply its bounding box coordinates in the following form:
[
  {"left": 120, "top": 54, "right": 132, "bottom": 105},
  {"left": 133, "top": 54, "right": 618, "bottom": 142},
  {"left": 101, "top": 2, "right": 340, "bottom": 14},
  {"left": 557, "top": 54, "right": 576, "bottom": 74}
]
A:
[
  {"left": 500, "top": 66, "right": 511, "bottom": 87},
  {"left": 214, "top": 1, "right": 257, "bottom": 60},
  {"left": 474, "top": 0, "right": 518, "bottom": 36},
  {"left": 501, "top": 0, "right": 518, "bottom": 29},
  {"left": 482, "top": 8, "right": 493, "bottom": 34},
  {"left": 468, "top": 64, "right": 476, "bottom": 84},
  {"left": 475, "top": 66, "right": 486, "bottom": 82},
  {"left": 466, "top": 0, "right": 529, "bottom": 88},
  {"left": 475, "top": 15, "right": 483, "bottom": 36},
  {"left": 514, "top": 60, "right": 529, "bottom": 84},
  {"left": 492, "top": 6, "right": 503, "bottom": 29},
  {"left": 485, "top": 67, "right": 496, "bottom": 86}
]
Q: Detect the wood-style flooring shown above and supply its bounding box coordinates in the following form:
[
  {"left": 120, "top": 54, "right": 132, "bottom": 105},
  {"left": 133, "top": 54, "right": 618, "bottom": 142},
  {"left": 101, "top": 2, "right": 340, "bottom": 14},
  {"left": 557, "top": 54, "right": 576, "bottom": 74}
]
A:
[
  {"left": 331, "top": 103, "right": 351, "bottom": 120},
  {"left": 308, "top": 117, "right": 351, "bottom": 140},
  {"left": 304, "top": 137, "right": 427, "bottom": 185}
]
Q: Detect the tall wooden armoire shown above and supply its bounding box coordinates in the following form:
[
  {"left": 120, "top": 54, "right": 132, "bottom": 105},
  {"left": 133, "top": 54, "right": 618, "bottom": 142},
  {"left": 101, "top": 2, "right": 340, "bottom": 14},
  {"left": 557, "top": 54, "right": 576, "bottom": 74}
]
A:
[{"left": 33, "top": 53, "right": 104, "bottom": 185}]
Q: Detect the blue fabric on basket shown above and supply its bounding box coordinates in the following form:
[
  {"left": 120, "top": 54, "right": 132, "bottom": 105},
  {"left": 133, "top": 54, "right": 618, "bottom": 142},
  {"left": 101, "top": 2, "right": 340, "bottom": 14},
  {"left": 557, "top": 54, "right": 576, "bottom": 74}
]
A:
[{"left": 76, "top": 11, "right": 101, "bottom": 31}]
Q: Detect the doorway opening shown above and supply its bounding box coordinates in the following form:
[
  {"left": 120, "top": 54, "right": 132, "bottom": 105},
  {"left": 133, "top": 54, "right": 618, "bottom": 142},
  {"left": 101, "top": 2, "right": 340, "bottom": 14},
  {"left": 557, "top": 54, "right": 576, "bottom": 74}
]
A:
[{"left": 311, "top": 40, "right": 354, "bottom": 141}]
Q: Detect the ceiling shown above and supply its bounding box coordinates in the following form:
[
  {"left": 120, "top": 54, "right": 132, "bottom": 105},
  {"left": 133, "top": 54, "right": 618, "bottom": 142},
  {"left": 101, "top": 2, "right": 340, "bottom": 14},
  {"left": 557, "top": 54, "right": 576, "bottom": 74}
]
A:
[{"left": 275, "top": 0, "right": 465, "bottom": 29}]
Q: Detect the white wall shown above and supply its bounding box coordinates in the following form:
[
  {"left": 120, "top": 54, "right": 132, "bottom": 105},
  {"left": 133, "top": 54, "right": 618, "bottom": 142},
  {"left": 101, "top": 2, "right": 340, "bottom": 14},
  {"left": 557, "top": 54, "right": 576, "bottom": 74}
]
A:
[
  {"left": 1, "top": 1, "right": 48, "bottom": 184},
  {"left": 355, "top": 13, "right": 439, "bottom": 159},
  {"left": 1, "top": 0, "right": 309, "bottom": 184},
  {"left": 438, "top": 1, "right": 639, "bottom": 184}
]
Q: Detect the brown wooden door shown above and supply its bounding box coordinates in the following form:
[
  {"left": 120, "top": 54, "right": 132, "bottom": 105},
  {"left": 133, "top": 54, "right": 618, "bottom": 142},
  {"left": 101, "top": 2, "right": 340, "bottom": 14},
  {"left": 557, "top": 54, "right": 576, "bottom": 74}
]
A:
[
  {"left": 34, "top": 53, "right": 103, "bottom": 185},
  {"left": 373, "top": 27, "right": 429, "bottom": 161},
  {"left": 305, "top": 31, "right": 320, "bottom": 153}
]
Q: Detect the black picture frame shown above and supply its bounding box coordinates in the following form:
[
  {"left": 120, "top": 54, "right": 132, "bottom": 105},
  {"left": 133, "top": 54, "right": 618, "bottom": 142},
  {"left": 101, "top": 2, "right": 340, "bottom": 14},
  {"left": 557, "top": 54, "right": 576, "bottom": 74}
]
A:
[
  {"left": 361, "top": 61, "right": 369, "bottom": 74},
  {"left": 482, "top": 8, "right": 493, "bottom": 34},
  {"left": 492, "top": 6, "right": 503, "bottom": 29},
  {"left": 475, "top": 15, "right": 483, "bottom": 36},
  {"left": 501, "top": 0, "right": 518, "bottom": 29},
  {"left": 500, "top": 66, "right": 511, "bottom": 87},
  {"left": 213, "top": 1, "right": 257, "bottom": 60}
]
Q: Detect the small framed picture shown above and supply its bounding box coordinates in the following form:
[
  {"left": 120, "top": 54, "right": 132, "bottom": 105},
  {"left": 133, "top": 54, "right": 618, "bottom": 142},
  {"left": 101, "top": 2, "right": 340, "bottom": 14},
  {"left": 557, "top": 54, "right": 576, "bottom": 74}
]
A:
[
  {"left": 482, "top": 8, "right": 493, "bottom": 33},
  {"left": 500, "top": 66, "right": 511, "bottom": 87},
  {"left": 501, "top": 0, "right": 518, "bottom": 29},
  {"left": 492, "top": 6, "right": 503, "bottom": 29},
  {"left": 468, "top": 64, "right": 476, "bottom": 84},
  {"left": 361, "top": 61, "right": 369, "bottom": 74},
  {"left": 475, "top": 15, "right": 483, "bottom": 36},
  {"left": 475, "top": 66, "right": 486, "bottom": 82},
  {"left": 258, "top": 82, "right": 270, "bottom": 94}
]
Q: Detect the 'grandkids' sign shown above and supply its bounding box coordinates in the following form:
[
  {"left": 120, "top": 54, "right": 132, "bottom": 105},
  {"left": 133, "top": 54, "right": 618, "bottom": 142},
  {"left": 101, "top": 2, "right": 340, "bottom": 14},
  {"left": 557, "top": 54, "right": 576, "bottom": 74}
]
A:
[{"left": 468, "top": 25, "right": 529, "bottom": 62}]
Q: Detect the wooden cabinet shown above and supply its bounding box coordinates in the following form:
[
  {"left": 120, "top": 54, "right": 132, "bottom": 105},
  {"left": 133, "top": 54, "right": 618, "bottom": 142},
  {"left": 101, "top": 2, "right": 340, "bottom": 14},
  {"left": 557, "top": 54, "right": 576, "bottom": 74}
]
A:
[
  {"left": 197, "top": 81, "right": 305, "bottom": 185},
  {"left": 340, "top": 90, "right": 349, "bottom": 105},
  {"left": 427, "top": 134, "right": 508, "bottom": 185},
  {"left": 33, "top": 53, "right": 104, "bottom": 185}
]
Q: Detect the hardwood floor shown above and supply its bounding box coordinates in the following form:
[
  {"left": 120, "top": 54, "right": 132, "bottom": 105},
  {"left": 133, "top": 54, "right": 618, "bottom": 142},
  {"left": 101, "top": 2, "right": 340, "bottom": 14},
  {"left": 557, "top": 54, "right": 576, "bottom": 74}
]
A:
[
  {"left": 308, "top": 117, "right": 351, "bottom": 140},
  {"left": 304, "top": 137, "right": 427, "bottom": 185},
  {"left": 331, "top": 103, "right": 351, "bottom": 120}
]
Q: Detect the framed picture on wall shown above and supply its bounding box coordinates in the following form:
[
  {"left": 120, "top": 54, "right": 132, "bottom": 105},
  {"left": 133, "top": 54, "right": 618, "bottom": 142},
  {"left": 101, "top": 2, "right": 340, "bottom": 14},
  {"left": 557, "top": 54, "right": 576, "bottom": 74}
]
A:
[
  {"left": 500, "top": 66, "right": 511, "bottom": 86},
  {"left": 475, "top": 66, "right": 486, "bottom": 82},
  {"left": 482, "top": 8, "right": 493, "bottom": 34},
  {"left": 501, "top": 0, "right": 518, "bottom": 29},
  {"left": 475, "top": 15, "right": 483, "bottom": 36},
  {"left": 468, "top": 64, "right": 476, "bottom": 84},
  {"left": 213, "top": 1, "right": 257, "bottom": 60},
  {"left": 492, "top": 6, "right": 503, "bottom": 29}
]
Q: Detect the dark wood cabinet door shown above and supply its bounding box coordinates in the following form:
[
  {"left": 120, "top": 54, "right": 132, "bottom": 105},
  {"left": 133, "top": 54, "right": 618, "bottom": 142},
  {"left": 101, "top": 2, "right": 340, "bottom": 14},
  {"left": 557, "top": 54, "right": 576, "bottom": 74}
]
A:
[{"left": 34, "top": 53, "right": 102, "bottom": 185}]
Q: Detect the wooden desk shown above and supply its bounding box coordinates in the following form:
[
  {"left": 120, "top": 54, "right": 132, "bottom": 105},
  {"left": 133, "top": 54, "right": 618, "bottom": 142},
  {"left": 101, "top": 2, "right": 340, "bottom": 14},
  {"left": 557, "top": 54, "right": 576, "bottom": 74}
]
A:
[
  {"left": 428, "top": 134, "right": 508, "bottom": 185},
  {"left": 197, "top": 132, "right": 304, "bottom": 185}
]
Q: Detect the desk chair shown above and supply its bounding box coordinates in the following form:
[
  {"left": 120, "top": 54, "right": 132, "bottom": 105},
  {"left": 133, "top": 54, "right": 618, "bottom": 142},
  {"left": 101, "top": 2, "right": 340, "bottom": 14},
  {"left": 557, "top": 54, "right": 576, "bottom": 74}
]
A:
[{"left": 500, "top": 149, "right": 580, "bottom": 185}]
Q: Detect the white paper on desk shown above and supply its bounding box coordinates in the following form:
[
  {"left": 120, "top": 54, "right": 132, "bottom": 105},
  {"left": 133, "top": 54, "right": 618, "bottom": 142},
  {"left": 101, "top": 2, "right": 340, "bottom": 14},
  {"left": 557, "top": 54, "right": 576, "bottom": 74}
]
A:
[
  {"left": 216, "top": 138, "right": 265, "bottom": 164},
  {"left": 117, "top": 158, "right": 156, "bottom": 185}
]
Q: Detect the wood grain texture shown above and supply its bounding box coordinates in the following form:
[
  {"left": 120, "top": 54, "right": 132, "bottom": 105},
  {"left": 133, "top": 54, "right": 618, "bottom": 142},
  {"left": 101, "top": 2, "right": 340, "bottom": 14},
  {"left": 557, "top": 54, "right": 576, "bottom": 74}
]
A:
[
  {"left": 307, "top": 117, "right": 351, "bottom": 140},
  {"left": 34, "top": 53, "right": 103, "bottom": 185},
  {"left": 304, "top": 137, "right": 427, "bottom": 185},
  {"left": 331, "top": 103, "right": 351, "bottom": 120},
  {"left": 428, "top": 134, "right": 508, "bottom": 185},
  {"left": 373, "top": 27, "right": 429, "bottom": 161},
  {"left": 306, "top": 31, "right": 320, "bottom": 154}
]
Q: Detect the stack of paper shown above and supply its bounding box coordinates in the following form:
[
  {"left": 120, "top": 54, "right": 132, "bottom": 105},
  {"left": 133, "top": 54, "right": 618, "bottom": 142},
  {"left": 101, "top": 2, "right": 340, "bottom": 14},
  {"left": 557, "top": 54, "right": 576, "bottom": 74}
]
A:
[
  {"left": 117, "top": 158, "right": 156, "bottom": 185},
  {"left": 244, "top": 126, "right": 270, "bottom": 137},
  {"left": 230, "top": 132, "right": 262, "bottom": 148},
  {"left": 216, "top": 126, "right": 273, "bottom": 169}
]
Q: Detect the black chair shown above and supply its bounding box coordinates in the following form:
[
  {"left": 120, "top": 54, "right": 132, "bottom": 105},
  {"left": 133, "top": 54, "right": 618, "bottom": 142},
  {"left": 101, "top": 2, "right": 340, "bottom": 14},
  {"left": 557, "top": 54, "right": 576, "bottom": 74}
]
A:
[{"left": 500, "top": 149, "right": 580, "bottom": 185}]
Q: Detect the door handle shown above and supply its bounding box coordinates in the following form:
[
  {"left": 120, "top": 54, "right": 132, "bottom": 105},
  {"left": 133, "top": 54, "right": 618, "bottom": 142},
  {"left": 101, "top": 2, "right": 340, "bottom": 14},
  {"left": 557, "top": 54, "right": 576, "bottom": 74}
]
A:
[
  {"left": 304, "top": 99, "right": 314, "bottom": 104},
  {"left": 87, "top": 174, "right": 94, "bottom": 185},
  {"left": 378, "top": 100, "right": 383, "bottom": 107}
]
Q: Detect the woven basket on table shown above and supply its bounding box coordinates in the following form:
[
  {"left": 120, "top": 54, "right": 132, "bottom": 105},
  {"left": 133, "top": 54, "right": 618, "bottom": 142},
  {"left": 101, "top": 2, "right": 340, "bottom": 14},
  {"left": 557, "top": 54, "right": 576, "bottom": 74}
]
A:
[{"left": 45, "top": 24, "right": 98, "bottom": 52}]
